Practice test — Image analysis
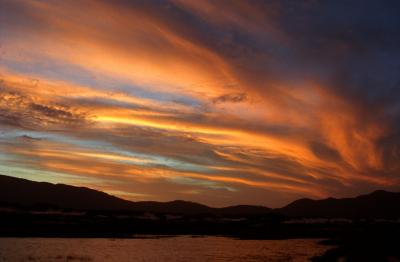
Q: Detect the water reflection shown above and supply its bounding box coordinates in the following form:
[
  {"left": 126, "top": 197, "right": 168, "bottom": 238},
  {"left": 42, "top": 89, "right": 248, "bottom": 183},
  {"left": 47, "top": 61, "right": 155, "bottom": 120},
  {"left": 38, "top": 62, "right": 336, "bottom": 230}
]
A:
[{"left": 0, "top": 236, "right": 329, "bottom": 261}]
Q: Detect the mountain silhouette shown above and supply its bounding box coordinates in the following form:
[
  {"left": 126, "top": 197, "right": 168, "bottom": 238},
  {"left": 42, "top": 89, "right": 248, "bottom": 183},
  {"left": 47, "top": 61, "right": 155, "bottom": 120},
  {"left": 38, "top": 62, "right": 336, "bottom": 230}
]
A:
[
  {"left": 0, "top": 174, "right": 270, "bottom": 215},
  {"left": 277, "top": 190, "right": 400, "bottom": 218},
  {"left": 1, "top": 174, "right": 400, "bottom": 218},
  {"left": 0, "top": 174, "right": 134, "bottom": 210}
]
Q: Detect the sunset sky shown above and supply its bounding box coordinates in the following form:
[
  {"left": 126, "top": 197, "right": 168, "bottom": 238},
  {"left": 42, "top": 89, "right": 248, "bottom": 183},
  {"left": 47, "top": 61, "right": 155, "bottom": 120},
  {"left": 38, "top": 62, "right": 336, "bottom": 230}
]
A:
[{"left": 1, "top": 0, "right": 400, "bottom": 207}]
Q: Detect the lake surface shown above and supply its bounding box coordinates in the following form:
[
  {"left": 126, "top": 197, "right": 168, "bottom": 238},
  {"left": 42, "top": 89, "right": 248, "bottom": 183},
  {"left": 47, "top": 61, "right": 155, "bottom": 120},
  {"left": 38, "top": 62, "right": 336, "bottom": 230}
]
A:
[{"left": 0, "top": 236, "right": 330, "bottom": 261}]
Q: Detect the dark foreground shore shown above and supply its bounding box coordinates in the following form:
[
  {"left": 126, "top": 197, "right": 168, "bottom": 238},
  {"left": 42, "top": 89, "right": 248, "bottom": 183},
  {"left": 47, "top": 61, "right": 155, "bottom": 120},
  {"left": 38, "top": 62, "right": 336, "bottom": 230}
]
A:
[
  {"left": 1, "top": 208, "right": 400, "bottom": 261},
  {"left": 311, "top": 224, "right": 400, "bottom": 261}
]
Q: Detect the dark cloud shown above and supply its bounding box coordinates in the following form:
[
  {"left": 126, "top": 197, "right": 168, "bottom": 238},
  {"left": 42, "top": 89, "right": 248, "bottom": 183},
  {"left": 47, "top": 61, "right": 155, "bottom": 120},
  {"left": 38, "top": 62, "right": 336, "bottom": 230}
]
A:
[
  {"left": 29, "top": 103, "right": 88, "bottom": 124},
  {"left": 18, "top": 135, "right": 42, "bottom": 142},
  {"left": 0, "top": 82, "right": 91, "bottom": 129},
  {"left": 212, "top": 93, "right": 247, "bottom": 104},
  {"left": 310, "top": 141, "right": 343, "bottom": 163}
]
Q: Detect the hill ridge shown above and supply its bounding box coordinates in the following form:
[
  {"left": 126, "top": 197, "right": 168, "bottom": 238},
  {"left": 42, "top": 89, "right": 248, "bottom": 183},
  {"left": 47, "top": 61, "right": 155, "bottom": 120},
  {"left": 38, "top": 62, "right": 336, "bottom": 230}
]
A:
[{"left": 2, "top": 174, "right": 400, "bottom": 218}]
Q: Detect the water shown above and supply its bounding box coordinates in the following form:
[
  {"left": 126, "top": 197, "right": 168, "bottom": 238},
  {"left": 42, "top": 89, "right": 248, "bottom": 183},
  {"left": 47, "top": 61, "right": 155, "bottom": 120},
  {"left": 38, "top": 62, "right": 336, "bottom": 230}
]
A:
[{"left": 0, "top": 236, "right": 329, "bottom": 261}]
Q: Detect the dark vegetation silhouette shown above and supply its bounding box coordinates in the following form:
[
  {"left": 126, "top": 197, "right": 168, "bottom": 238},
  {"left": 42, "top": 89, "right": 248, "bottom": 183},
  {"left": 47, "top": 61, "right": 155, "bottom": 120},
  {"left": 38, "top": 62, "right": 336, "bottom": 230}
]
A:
[{"left": 1, "top": 174, "right": 400, "bottom": 260}]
